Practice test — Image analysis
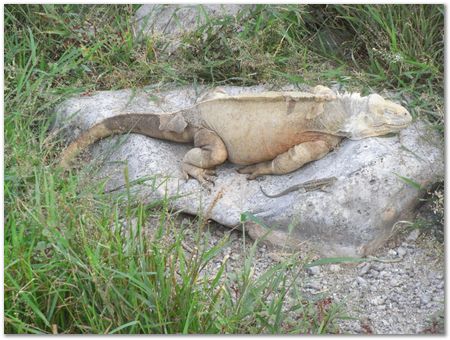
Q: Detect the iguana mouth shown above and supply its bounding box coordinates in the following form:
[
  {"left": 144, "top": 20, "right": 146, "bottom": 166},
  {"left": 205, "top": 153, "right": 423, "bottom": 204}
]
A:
[
  {"left": 374, "top": 114, "right": 412, "bottom": 130},
  {"left": 385, "top": 121, "right": 411, "bottom": 128},
  {"left": 392, "top": 123, "right": 410, "bottom": 128},
  {"left": 386, "top": 118, "right": 412, "bottom": 129},
  {"left": 348, "top": 122, "right": 411, "bottom": 140},
  {"left": 377, "top": 122, "right": 411, "bottom": 133}
]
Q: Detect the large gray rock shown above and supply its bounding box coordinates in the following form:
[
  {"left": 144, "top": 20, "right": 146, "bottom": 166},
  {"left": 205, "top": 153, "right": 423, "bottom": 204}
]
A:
[
  {"left": 133, "top": 4, "right": 251, "bottom": 52},
  {"left": 53, "top": 85, "right": 444, "bottom": 257}
]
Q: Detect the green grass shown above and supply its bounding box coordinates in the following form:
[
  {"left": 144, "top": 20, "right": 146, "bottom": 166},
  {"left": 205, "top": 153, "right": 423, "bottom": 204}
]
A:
[
  {"left": 5, "top": 170, "right": 328, "bottom": 333},
  {"left": 4, "top": 4, "right": 444, "bottom": 334}
]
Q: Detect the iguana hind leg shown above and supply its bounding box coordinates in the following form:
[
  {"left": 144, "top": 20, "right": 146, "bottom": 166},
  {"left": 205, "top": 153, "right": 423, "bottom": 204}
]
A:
[
  {"left": 238, "top": 136, "right": 341, "bottom": 180},
  {"left": 182, "top": 128, "right": 228, "bottom": 186}
]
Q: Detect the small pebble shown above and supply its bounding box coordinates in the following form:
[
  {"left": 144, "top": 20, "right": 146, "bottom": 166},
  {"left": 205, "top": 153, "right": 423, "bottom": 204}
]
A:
[
  {"left": 329, "top": 264, "right": 341, "bottom": 272},
  {"left": 397, "top": 247, "right": 407, "bottom": 257},
  {"left": 306, "top": 281, "right": 321, "bottom": 290},
  {"left": 379, "top": 270, "right": 388, "bottom": 277},
  {"left": 229, "top": 232, "right": 238, "bottom": 241},
  {"left": 307, "top": 266, "right": 321, "bottom": 276},
  {"left": 390, "top": 278, "right": 401, "bottom": 287},
  {"left": 356, "top": 276, "right": 367, "bottom": 286},
  {"left": 401, "top": 241, "right": 412, "bottom": 248},
  {"left": 369, "top": 269, "right": 379, "bottom": 277},
  {"left": 433, "top": 295, "right": 443, "bottom": 302},
  {"left": 230, "top": 253, "right": 240, "bottom": 261},
  {"left": 359, "top": 263, "right": 371, "bottom": 276},
  {"left": 372, "top": 263, "right": 384, "bottom": 271},
  {"left": 420, "top": 295, "right": 431, "bottom": 304},
  {"left": 370, "top": 296, "right": 386, "bottom": 306},
  {"left": 388, "top": 249, "right": 397, "bottom": 256},
  {"left": 406, "top": 229, "right": 420, "bottom": 242},
  {"left": 422, "top": 278, "right": 431, "bottom": 287}
]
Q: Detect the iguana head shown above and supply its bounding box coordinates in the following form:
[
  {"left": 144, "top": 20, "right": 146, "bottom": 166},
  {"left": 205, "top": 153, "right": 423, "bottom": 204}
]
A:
[{"left": 342, "top": 93, "right": 412, "bottom": 140}]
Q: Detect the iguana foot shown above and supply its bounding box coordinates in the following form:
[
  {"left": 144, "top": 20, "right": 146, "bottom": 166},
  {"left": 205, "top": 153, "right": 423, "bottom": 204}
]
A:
[
  {"left": 182, "top": 164, "right": 216, "bottom": 187},
  {"left": 237, "top": 161, "right": 272, "bottom": 180}
]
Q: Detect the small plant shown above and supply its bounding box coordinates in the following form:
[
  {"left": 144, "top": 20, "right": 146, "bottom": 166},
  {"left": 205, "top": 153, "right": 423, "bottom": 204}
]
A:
[{"left": 429, "top": 186, "right": 444, "bottom": 226}]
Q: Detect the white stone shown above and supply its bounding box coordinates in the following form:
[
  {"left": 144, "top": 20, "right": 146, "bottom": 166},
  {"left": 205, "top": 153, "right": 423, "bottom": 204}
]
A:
[
  {"left": 307, "top": 266, "right": 321, "bottom": 276},
  {"left": 406, "top": 229, "right": 420, "bottom": 242},
  {"left": 329, "top": 264, "right": 341, "bottom": 272},
  {"left": 397, "top": 247, "right": 407, "bottom": 257},
  {"left": 370, "top": 296, "right": 386, "bottom": 306}
]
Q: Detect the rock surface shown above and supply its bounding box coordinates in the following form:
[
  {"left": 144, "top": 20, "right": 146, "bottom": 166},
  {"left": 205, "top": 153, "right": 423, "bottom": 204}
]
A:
[
  {"left": 53, "top": 84, "right": 444, "bottom": 256},
  {"left": 133, "top": 4, "right": 250, "bottom": 52}
]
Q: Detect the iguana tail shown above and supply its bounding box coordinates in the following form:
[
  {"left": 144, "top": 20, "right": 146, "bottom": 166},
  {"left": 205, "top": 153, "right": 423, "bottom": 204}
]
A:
[{"left": 59, "top": 113, "right": 195, "bottom": 169}]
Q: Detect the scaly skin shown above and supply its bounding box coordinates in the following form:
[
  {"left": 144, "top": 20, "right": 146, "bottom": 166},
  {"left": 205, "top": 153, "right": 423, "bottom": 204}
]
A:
[
  {"left": 260, "top": 176, "right": 338, "bottom": 198},
  {"left": 59, "top": 85, "right": 412, "bottom": 186}
]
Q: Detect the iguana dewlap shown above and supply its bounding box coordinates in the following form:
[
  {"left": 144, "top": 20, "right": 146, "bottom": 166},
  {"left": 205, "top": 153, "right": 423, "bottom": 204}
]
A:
[{"left": 59, "top": 85, "right": 412, "bottom": 185}]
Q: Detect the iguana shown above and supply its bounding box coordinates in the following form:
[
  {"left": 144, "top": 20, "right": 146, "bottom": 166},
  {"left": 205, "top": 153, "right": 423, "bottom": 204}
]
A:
[{"left": 59, "top": 85, "right": 412, "bottom": 185}]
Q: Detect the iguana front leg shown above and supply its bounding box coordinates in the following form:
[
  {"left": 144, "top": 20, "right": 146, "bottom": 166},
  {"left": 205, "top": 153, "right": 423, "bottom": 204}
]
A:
[
  {"left": 182, "top": 128, "right": 228, "bottom": 186},
  {"left": 238, "top": 136, "right": 342, "bottom": 179}
]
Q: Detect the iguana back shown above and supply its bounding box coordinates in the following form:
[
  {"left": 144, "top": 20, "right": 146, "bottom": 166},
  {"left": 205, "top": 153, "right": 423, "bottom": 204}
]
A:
[{"left": 197, "top": 92, "right": 344, "bottom": 164}]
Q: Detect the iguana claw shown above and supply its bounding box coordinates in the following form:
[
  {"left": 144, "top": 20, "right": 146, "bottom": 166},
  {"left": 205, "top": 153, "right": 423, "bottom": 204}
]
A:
[
  {"left": 182, "top": 164, "right": 217, "bottom": 188},
  {"left": 237, "top": 163, "right": 271, "bottom": 180},
  {"left": 237, "top": 164, "right": 262, "bottom": 179}
]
